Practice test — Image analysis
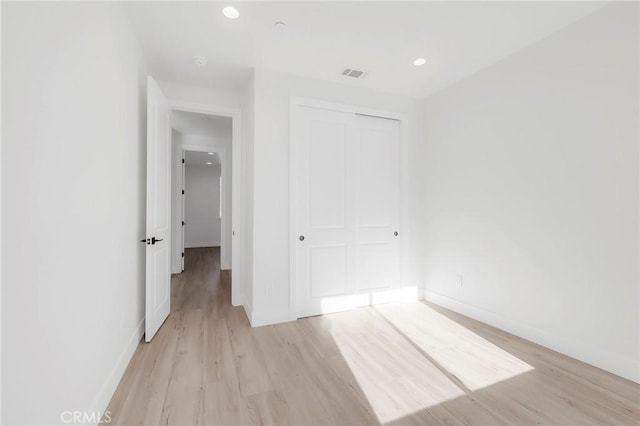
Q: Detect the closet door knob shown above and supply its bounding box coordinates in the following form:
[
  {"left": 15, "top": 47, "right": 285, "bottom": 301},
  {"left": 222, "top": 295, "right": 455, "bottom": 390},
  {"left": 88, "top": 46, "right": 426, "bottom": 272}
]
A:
[{"left": 299, "top": 235, "right": 305, "bottom": 241}]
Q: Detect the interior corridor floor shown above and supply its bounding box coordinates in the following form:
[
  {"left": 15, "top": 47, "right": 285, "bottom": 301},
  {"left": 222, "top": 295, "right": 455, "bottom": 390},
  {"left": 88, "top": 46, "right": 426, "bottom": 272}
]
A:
[{"left": 104, "top": 247, "right": 639, "bottom": 425}]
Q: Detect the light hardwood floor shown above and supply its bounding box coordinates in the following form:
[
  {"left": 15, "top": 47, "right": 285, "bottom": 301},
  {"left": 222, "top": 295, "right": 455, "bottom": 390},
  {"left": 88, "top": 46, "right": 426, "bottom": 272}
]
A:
[{"left": 104, "top": 247, "right": 639, "bottom": 425}]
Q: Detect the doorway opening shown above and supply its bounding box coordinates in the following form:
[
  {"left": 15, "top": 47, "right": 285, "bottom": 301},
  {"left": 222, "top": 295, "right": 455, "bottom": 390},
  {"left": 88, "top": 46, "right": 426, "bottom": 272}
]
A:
[
  {"left": 169, "top": 108, "right": 241, "bottom": 305},
  {"left": 183, "top": 150, "right": 222, "bottom": 250},
  {"left": 144, "top": 76, "right": 243, "bottom": 343}
]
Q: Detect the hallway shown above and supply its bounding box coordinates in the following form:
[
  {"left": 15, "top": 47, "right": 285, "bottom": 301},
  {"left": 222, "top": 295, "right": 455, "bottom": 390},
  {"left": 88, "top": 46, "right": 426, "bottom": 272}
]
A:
[{"left": 104, "top": 248, "right": 639, "bottom": 426}]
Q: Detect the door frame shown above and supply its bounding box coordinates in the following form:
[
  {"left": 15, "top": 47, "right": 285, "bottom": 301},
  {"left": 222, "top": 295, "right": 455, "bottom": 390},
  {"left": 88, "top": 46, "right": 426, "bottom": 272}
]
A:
[
  {"left": 288, "top": 96, "right": 409, "bottom": 320},
  {"left": 171, "top": 101, "right": 243, "bottom": 307}
]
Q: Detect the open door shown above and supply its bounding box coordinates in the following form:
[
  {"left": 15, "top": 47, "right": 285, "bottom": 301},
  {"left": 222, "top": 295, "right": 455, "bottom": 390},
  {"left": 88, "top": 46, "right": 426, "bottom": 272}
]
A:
[
  {"left": 181, "top": 151, "right": 185, "bottom": 272},
  {"left": 145, "top": 76, "right": 171, "bottom": 342}
]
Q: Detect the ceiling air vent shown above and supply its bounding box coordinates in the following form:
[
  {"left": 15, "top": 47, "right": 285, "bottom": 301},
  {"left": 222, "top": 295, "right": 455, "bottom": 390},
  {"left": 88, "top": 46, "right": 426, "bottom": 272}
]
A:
[{"left": 341, "top": 67, "right": 367, "bottom": 79}]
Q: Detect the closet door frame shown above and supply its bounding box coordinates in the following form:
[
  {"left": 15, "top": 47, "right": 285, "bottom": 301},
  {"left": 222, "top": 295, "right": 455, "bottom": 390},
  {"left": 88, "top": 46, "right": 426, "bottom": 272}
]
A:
[{"left": 288, "top": 96, "right": 409, "bottom": 320}]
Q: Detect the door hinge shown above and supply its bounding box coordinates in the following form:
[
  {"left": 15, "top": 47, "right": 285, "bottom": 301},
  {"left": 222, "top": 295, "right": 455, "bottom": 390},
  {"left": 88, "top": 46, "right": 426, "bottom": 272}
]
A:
[
  {"left": 182, "top": 189, "right": 185, "bottom": 195},
  {"left": 182, "top": 158, "right": 185, "bottom": 164},
  {"left": 181, "top": 252, "right": 184, "bottom": 258},
  {"left": 182, "top": 221, "right": 185, "bottom": 226}
]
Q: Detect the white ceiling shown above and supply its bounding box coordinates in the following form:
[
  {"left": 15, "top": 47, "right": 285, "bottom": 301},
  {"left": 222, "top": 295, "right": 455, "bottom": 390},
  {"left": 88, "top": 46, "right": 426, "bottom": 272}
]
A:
[
  {"left": 185, "top": 150, "right": 221, "bottom": 167},
  {"left": 172, "top": 110, "right": 232, "bottom": 139},
  {"left": 125, "top": 1, "right": 608, "bottom": 98}
]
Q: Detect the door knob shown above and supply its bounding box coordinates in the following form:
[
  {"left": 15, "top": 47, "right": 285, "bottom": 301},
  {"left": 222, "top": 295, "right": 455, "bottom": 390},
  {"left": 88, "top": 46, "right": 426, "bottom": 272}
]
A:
[
  {"left": 299, "top": 235, "right": 305, "bottom": 241},
  {"left": 140, "top": 238, "right": 150, "bottom": 244},
  {"left": 394, "top": 231, "right": 398, "bottom": 236},
  {"left": 151, "top": 237, "right": 164, "bottom": 244}
]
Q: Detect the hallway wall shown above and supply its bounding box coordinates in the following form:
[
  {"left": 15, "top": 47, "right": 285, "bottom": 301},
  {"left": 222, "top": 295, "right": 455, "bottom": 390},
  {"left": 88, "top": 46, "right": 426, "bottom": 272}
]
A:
[
  {"left": 185, "top": 165, "right": 222, "bottom": 248},
  {"left": 1, "top": 3, "right": 149, "bottom": 424}
]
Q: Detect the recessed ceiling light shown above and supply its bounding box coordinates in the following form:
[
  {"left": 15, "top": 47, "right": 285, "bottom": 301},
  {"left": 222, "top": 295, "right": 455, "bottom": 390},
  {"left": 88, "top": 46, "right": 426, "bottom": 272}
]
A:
[
  {"left": 413, "top": 57, "right": 427, "bottom": 67},
  {"left": 206, "top": 162, "right": 212, "bottom": 165},
  {"left": 192, "top": 56, "right": 207, "bottom": 67},
  {"left": 222, "top": 6, "right": 239, "bottom": 19},
  {"left": 208, "top": 152, "right": 214, "bottom": 155}
]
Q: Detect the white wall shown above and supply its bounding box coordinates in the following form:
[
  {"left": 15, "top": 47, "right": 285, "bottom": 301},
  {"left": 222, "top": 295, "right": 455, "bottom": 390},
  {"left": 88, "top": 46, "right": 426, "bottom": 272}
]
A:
[
  {"left": 1, "top": 2, "right": 148, "bottom": 424},
  {"left": 158, "top": 80, "right": 245, "bottom": 109},
  {"left": 184, "top": 165, "right": 222, "bottom": 247},
  {"left": 250, "top": 69, "right": 423, "bottom": 325},
  {"left": 241, "top": 71, "right": 256, "bottom": 316},
  {"left": 419, "top": 3, "right": 639, "bottom": 382}
]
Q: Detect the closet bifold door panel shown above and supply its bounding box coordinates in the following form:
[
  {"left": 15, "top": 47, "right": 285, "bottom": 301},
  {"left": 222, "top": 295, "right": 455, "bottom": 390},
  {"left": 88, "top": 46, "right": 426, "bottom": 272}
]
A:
[
  {"left": 293, "top": 105, "right": 400, "bottom": 318},
  {"left": 353, "top": 114, "right": 400, "bottom": 295}
]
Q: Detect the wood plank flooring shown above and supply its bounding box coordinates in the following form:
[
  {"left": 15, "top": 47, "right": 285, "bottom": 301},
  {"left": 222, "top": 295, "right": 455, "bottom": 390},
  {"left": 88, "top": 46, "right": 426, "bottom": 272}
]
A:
[{"left": 104, "top": 247, "right": 639, "bottom": 425}]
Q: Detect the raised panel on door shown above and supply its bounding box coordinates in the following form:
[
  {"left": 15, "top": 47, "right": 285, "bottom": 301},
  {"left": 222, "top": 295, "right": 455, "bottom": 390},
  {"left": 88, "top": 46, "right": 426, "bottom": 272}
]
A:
[
  {"left": 309, "top": 119, "right": 346, "bottom": 230},
  {"left": 151, "top": 243, "right": 171, "bottom": 306},
  {"left": 294, "top": 107, "right": 355, "bottom": 317},
  {"left": 150, "top": 109, "right": 170, "bottom": 231},
  {"left": 310, "top": 244, "right": 347, "bottom": 297},
  {"left": 357, "top": 242, "right": 396, "bottom": 290},
  {"left": 355, "top": 115, "right": 400, "bottom": 292},
  {"left": 357, "top": 127, "right": 396, "bottom": 227}
]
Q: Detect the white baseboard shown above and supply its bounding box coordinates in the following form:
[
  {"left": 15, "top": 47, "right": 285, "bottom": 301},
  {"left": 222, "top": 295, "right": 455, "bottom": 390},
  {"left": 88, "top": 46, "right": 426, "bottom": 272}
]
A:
[
  {"left": 420, "top": 289, "right": 639, "bottom": 383},
  {"left": 184, "top": 242, "right": 220, "bottom": 248},
  {"left": 249, "top": 309, "right": 292, "bottom": 328},
  {"left": 88, "top": 317, "right": 144, "bottom": 425},
  {"left": 242, "top": 303, "right": 253, "bottom": 324},
  {"left": 248, "top": 287, "right": 421, "bottom": 328},
  {"left": 221, "top": 251, "right": 231, "bottom": 270},
  {"left": 231, "top": 289, "right": 243, "bottom": 307}
]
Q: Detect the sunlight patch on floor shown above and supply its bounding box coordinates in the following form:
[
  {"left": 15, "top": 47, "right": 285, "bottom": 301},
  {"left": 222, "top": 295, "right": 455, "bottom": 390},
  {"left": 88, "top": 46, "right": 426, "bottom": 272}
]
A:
[
  {"left": 325, "top": 302, "right": 534, "bottom": 423},
  {"left": 375, "top": 302, "right": 535, "bottom": 392},
  {"left": 318, "top": 287, "right": 420, "bottom": 316},
  {"left": 326, "top": 309, "right": 464, "bottom": 423}
]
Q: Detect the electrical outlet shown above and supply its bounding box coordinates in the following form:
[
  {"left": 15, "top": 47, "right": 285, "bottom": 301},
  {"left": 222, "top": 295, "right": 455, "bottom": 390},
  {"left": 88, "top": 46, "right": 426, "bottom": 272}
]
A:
[{"left": 456, "top": 274, "right": 463, "bottom": 288}]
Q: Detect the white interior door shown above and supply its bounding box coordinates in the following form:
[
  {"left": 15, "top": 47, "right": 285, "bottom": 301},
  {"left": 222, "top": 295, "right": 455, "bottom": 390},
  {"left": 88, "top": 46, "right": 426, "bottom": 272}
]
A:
[
  {"left": 294, "top": 106, "right": 400, "bottom": 318},
  {"left": 145, "top": 76, "right": 172, "bottom": 342},
  {"left": 354, "top": 114, "right": 400, "bottom": 293},
  {"left": 180, "top": 152, "right": 185, "bottom": 272}
]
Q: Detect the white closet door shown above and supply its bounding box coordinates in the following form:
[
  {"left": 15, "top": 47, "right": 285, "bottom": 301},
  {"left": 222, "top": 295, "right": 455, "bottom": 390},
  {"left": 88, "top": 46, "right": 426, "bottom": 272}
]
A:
[
  {"left": 354, "top": 115, "right": 400, "bottom": 294},
  {"left": 294, "top": 107, "right": 357, "bottom": 317},
  {"left": 294, "top": 106, "right": 400, "bottom": 318}
]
